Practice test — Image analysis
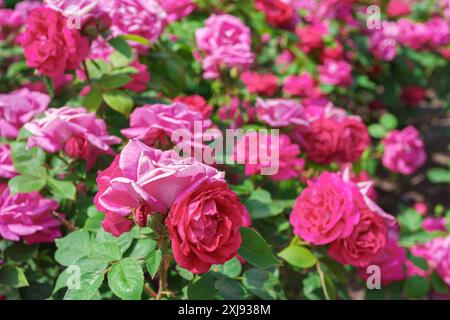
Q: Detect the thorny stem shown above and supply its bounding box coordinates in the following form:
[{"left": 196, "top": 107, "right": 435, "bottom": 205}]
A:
[
  {"left": 144, "top": 284, "right": 158, "bottom": 300},
  {"left": 51, "top": 211, "right": 78, "bottom": 231},
  {"left": 152, "top": 214, "right": 171, "bottom": 300}
]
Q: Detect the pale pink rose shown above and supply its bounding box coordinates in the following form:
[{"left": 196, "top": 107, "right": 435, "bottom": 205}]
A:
[
  {"left": 158, "top": 0, "right": 195, "bottom": 22},
  {"left": 0, "top": 144, "right": 16, "bottom": 179},
  {"left": 121, "top": 103, "right": 210, "bottom": 148},
  {"left": 0, "top": 184, "right": 62, "bottom": 244},
  {"left": 25, "top": 107, "right": 121, "bottom": 169},
  {"left": 21, "top": 7, "right": 90, "bottom": 78},
  {"left": 0, "top": 88, "right": 50, "bottom": 139},
  {"left": 290, "top": 172, "right": 361, "bottom": 245},
  {"left": 106, "top": 0, "right": 166, "bottom": 47},
  {"left": 167, "top": 177, "right": 244, "bottom": 274},
  {"left": 95, "top": 140, "right": 224, "bottom": 235},
  {"left": 318, "top": 59, "right": 352, "bottom": 87},
  {"left": 256, "top": 98, "right": 308, "bottom": 127},
  {"left": 283, "top": 73, "right": 320, "bottom": 97},
  {"left": 235, "top": 132, "right": 304, "bottom": 181},
  {"left": 382, "top": 126, "right": 426, "bottom": 175},
  {"left": 195, "top": 14, "right": 254, "bottom": 79}
]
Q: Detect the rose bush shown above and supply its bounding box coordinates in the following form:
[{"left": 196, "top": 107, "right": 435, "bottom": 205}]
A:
[{"left": 0, "top": 0, "right": 448, "bottom": 301}]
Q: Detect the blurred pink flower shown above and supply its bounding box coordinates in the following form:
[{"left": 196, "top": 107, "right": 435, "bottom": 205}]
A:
[
  {"left": 283, "top": 72, "right": 321, "bottom": 97},
  {"left": 318, "top": 59, "right": 352, "bottom": 87},
  {"left": 241, "top": 71, "right": 278, "bottom": 96},
  {"left": 124, "top": 61, "right": 151, "bottom": 93},
  {"left": 158, "top": 0, "right": 195, "bottom": 22},
  {"left": 256, "top": 98, "right": 307, "bottom": 127},
  {"left": 0, "top": 144, "right": 16, "bottom": 179}
]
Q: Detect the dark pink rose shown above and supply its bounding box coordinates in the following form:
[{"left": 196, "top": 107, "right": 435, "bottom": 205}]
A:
[
  {"left": 336, "top": 118, "right": 370, "bottom": 163},
  {"left": 124, "top": 61, "right": 151, "bottom": 93},
  {"left": 387, "top": 0, "right": 411, "bottom": 17},
  {"left": 240, "top": 71, "right": 278, "bottom": 96},
  {"left": 302, "top": 118, "right": 340, "bottom": 164},
  {"left": 254, "top": 0, "right": 294, "bottom": 29},
  {"left": 400, "top": 85, "right": 427, "bottom": 106},
  {"left": 174, "top": 95, "right": 213, "bottom": 118},
  {"left": 166, "top": 177, "right": 244, "bottom": 274}
]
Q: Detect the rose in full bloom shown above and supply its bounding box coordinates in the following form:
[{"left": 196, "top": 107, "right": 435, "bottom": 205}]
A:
[
  {"left": 256, "top": 98, "right": 307, "bottom": 127},
  {"left": 387, "top": 0, "right": 411, "bottom": 17},
  {"left": 358, "top": 238, "right": 406, "bottom": 285},
  {"left": 400, "top": 85, "right": 427, "bottom": 106},
  {"left": 254, "top": 0, "right": 294, "bottom": 29},
  {"left": 25, "top": 107, "right": 121, "bottom": 169},
  {"left": 336, "top": 117, "right": 370, "bottom": 163},
  {"left": 0, "top": 184, "right": 62, "bottom": 244},
  {"left": 0, "top": 88, "right": 50, "bottom": 139},
  {"left": 290, "top": 172, "right": 361, "bottom": 245},
  {"left": 95, "top": 140, "right": 223, "bottom": 235},
  {"left": 296, "top": 22, "right": 328, "bottom": 53},
  {"left": 0, "top": 144, "right": 16, "bottom": 179},
  {"left": 174, "top": 95, "right": 213, "bottom": 119},
  {"left": 195, "top": 14, "right": 254, "bottom": 79},
  {"left": 166, "top": 177, "right": 244, "bottom": 274},
  {"left": 283, "top": 73, "right": 321, "bottom": 98},
  {"left": 0, "top": 0, "right": 42, "bottom": 39},
  {"left": 328, "top": 204, "right": 388, "bottom": 267},
  {"left": 235, "top": 132, "right": 305, "bottom": 181},
  {"left": 318, "top": 59, "right": 352, "bottom": 87},
  {"left": 121, "top": 103, "right": 210, "bottom": 148},
  {"left": 240, "top": 71, "right": 278, "bottom": 96},
  {"left": 106, "top": 0, "right": 166, "bottom": 46},
  {"left": 158, "top": 0, "right": 195, "bottom": 22},
  {"left": 21, "top": 7, "right": 90, "bottom": 78},
  {"left": 301, "top": 118, "right": 340, "bottom": 164},
  {"left": 123, "top": 61, "right": 151, "bottom": 93},
  {"left": 382, "top": 126, "right": 426, "bottom": 175}
]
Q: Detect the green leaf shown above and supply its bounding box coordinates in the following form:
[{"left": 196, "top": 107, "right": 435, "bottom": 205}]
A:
[
  {"left": 146, "top": 249, "right": 162, "bottom": 279},
  {"left": 398, "top": 208, "right": 423, "bottom": 233},
  {"left": 215, "top": 277, "right": 247, "bottom": 300},
  {"left": 89, "top": 242, "right": 122, "bottom": 262},
  {"left": 128, "top": 239, "right": 156, "bottom": 259},
  {"left": 4, "top": 243, "right": 37, "bottom": 262},
  {"left": 211, "top": 258, "right": 242, "bottom": 278},
  {"left": 431, "top": 272, "right": 448, "bottom": 294},
  {"left": 103, "top": 91, "right": 133, "bottom": 116},
  {"left": 64, "top": 271, "right": 105, "bottom": 300},
  {"left": 8, "top": 175, "right": 46, "bottom": 194},
  {"left": 426, "top": 168, "right": 450, "bottom": 184},
  {"left": 238, "top": 227, "right": 279, "bottom": 269},
  {"left": 368, "top": 124, "right": 386, "bottom": 139},
  {"left": 278, "top": 245, "right": 317, "bottom": 269},
  {"left": 0, "top": 266, "right": 29, "bottom": 288},
  {"left": 83, "top": 86, "right": 103, "bottom": 112},
  {"left": 109, "top": 37, "right": 133, "bottom": 59},
  {"left": 47, "top": 178, "right": 76, "bottom": 200},
  {"left": 110, "top": 50, "right": 133, "bottom": 68},
  {"left": 243, "top": 269, "right": 285, "bottom": 300},
  {"left": 99, "top": 74, "right": 132, "bottom": 89},
  {"left": 96, "top": 229, "right": 134, "bottom": 253},
  {"left": 187, "top": 273, "right": 216, "bottom": 300},
  {"left": 405, "top": 276, "right": 430, "bottom": 299},
  {"left": 379, "top": 113, "right": 398, "bottom": 130},
  {"left": 120, "top": 34, "right": 151, "bottom": 46},
  {"left": 244, "top": 189, "right": 284, "bottom": 219},
  {"left": 43, "top": 76, "right": 54, "bottom": 97},
  {"left": 108, "top": 258, "right": 144, "bottom": 300},
  {"left": 55, "top": 230, "right": 92, "bottom": 266}
]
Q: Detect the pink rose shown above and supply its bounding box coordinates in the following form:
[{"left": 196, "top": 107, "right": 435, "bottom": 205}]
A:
[
  {"left": 256, "top": 98, "right": 307, "bottom": 127},
  {"left": 400, "top": 85, "right": 427, "bottom": 106},
  {"left": 318, "top": 59, "right": 352, "bottom": 87},
  {"left": 121, "top": 103, "right": 210, "bottom": 148},
  {"left": 158, "top": 0, "right": 195, "bottom": 22},
  {"left": 336, "top": 117, "right": 370, "bottom": 163},
  {"left": 21, "top": 8, "right": 90, "bottom": 78},
  {"left": 358, "top": 238, "right": 406, "bottom": 285},
  {"left": 382, "top": 126, "right": 426, "bottom": 175},
  {"left": 166, "top": 177, "right": 244, "bottom": 274},
  {"left": 254, "top": 0, "right": 294, "bottom": 29},
  {"left": 290, "top": 172, "right": 361, "bottom": 245},
  {"left": 95, "top": 140, "right": 223, "bottom": 235},
  {"left": 0, "top": 88, "right": 50, "bottom": 139},
  {"left": 235, "top": 132, "right": 305, "bottom": 181},
  {"left": 0, "top": 144, "right": 16, "bottom": 179},
  {"left": 174, "top": 95, "right": 213, "bottom": 119},
  {"left": 296, "top": 22, "right": 328, "bottom": 53},
  {"left": 387, "top": 0, "right": 411, "bottom": 17},
  {"left": 422, "top": 217, "right": 447, "bottom": 232},
  {"left": 283, "top": 73, "right": 320, "bottom": 97},
  {"left": 301, "top": 118, "right": 340, "bottom": 164},
  {"left": 25, "top": 107, "right": 121, "bottom": 169},
  {"left": 195, "top": 14, "right": 254, "bottom": 79},
  {"left": 369, "top": 21, "right": 399, "bottom": 61},
  {"left": 0, "top": 184, "right": 62, "bottom": 244},
  {"left": 123, "top": 61, "right": 151, "bottom": 93},
  {"left": 329, "top": 204, "right": 388, "bottom": 267},
  {"left": 241, "top": 71, "right": 278, "bottom": 96}
]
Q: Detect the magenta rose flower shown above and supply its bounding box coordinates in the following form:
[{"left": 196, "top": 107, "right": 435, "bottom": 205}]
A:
[
  {"left": 301, "top": 118, "right": 340, "bottom": 164},
  {"left": 256, "top": 98, "right": 307, "bottom": 127},
  {"left": 369, "top": 21, "right": 399, "bottom": 62},
  {"left": 240, "top": 71, "right": 278, "bottom": 96},
  {"left": 21, "top": 7, "right": 89, "bottom": 78},
  {"left": 296, "top": 22, "right": 328, "bottom": 53},
  {"left": 318, "top": 59, "right": 352, "bottom": 87},
  {"left": 195, "top": 14, "right": 254, "bottom": 79},
  {"left": 0, "top": 184, "right": 62, "bottom": 244},
  {"left": 283, "top": 73, "right": 321, "bottom": 98},
  {"left": 0, "top": 144, "right": 16, "bottom": 179},
  {"left": 174, "top": 95, "right": 213, "bottom": 119},
  {"left": 95, "top": 140, "right": 224, "bottom": 235},
  {"left": 166, "top": 177, "right": 244, "bottom": 274},
  {"left": 382, "top": 126, "right": 426, "bottom": 175},
  {"left": 121, "top": 103, "right": 210, "bottom": 148},
  {"left": 290, "top": 172, "right": 361, "bottom": 245},
  {"left": 123, "top": 61, "right": 151, "bottom": 93},
  {"left": 422, "top": 217, "right": 447, "bottom": 232},
  {"left": 158, "top": 0, "right": 195, "bottom": 22},
  {"left": 336, "top": 117, "right": 370, "bottom": 163},
  {"left": 328, "top": 204, "right": 388, "bottom": 267},
  {"left": 0, "top": 88, "right": 50, "bottom": 139},
  {"left": 25, "top": 107, "right": 121, "bottom": 169},
  {"left": 254, "top": 0, "right": 294, "bottom": 29}
]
